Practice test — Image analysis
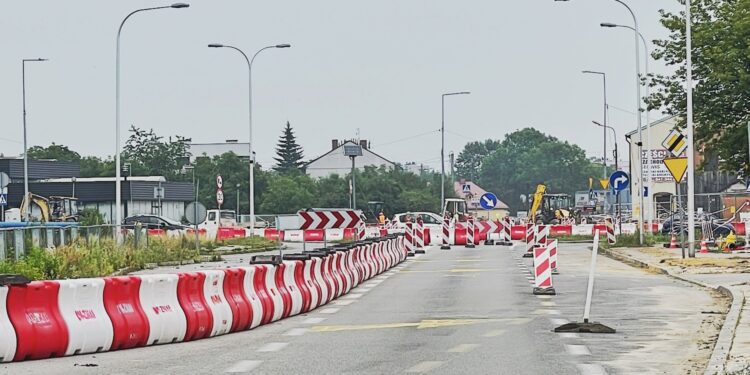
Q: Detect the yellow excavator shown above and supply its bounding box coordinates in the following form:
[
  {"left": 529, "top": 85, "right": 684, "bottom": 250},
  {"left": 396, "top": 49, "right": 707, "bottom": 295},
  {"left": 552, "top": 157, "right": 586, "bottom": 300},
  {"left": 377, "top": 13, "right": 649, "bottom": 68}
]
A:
[
  {"left": 20, "top": 193, "right": 79, "bottom": 222},
  {"left": 528, "top": 184, "right": 576, "bottom": 224}
]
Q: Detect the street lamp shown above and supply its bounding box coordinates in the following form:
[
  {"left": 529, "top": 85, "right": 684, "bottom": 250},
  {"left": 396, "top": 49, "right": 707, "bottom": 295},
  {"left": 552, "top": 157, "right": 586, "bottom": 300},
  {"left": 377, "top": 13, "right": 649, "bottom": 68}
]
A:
[
  {"left": 594, "top": 120, "right": 620, "bottom": 229},
  {"left": 601, "top": 21, "right": 654, "bottom": 235},
  {"left": 208, "top": 43, "right": 291, "bottom": 233},
  {"left": 115, "top": 3, "right": 189, "bottom": 242},
  {"left": 685, "top": 0, "right": 696, "bottom": 257},
  {"left": 554, "top": 0, "right": 645, "bottom": 245},
  {"left": 21, "top": 58, "right": 49, "bottom": 222},
  {"left": 582, "top": 70, "right": 608, "bottom": 180},
  {"left": 441, "top": 91, "right": 470, "bottom": 213}
]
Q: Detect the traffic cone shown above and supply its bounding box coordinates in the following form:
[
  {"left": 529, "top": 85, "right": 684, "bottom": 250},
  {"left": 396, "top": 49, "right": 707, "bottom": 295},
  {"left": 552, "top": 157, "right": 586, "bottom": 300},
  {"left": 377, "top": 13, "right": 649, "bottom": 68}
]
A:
[
  {"left": 699, "top": 239, "right": 709, "bottom": 253},
  {"left": 668, "top": 233, "right": 679, "bottom": 249}
]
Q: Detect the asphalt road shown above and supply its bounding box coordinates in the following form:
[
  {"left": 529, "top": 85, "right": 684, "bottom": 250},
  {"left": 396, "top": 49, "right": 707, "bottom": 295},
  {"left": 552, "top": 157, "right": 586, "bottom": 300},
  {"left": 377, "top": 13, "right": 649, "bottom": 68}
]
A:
[{"left": 5, "top": 242, "right": 722, "bottom": 374}]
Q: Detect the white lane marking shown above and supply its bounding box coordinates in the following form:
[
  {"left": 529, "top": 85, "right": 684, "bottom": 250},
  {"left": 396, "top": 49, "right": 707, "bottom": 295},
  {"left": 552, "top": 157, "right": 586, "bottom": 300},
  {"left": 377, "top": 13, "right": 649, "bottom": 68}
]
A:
[
  {"left": 576, "top": 363, "right": 608, "bottom": 375},
  {"left": 550, "top": 318, "right": 569, "bottom": 325},
  {"left": 565, "top": 344, "right": 591, "bottom": 356},
  {"left": 536, "top": 295, "right": 552, "bottom": 299},
  {"left": 283, "top": 328, "right": 308, "bottom": 336},
  {"left": 334, "top": 300, "right": 355, "bottom": 306},
  {"left": 447, "top": 344, "right": 480, "bottom": 353},
  {"left": 558, "top": 332, "right": 579, "bottom": 339},
  {"left": 405, "top": 361, "right": 444, "bottom": 373},
  {"left": 540, "top": 301, "right": 556, "bottom": 307},
  {"left": 302, "top": 317, "right": 326, "bottom": 324},
  {"left": 257, "top": 342, "right": 289, "bottom": 352},
  {"left": 319, "top": 308, "right": 340, "bottom": 314},
  {"left": 343, "top": 293, "right": 363, "bottom": 299},
  {"left": 225, "top": 360, "right": 262, "bottom": 373},
  {"left": 483, "top": 329, "right": 506, "bottom": 337}
]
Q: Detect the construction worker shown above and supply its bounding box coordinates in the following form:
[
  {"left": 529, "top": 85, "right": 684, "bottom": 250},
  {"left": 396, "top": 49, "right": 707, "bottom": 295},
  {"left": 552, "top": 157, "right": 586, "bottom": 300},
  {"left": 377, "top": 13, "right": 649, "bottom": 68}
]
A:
[{"left": 378, "top": 211, "right": 386, "bottom": 225}]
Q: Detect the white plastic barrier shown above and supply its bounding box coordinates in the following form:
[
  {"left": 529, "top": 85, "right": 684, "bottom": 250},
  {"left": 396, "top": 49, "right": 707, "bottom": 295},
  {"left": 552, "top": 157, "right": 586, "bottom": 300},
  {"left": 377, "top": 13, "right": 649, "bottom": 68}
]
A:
[
  {"left": 283, "top": 230, "right": 304, "bottom": 242},
  {"left": 139, "top": 274, "right": 187, "bottom": 345},
  {"left": 240, "top": 267, "right": 264, "bottom": 330},
  {"left": 57, "top": 279, "right": 114, "bottom": 356},
  {"left": 0, "top": 287, "right": 16, "bottom": 363},
  {"left": 572, "top": 224, "right": 594, "bottom": 236},
  {"left": 302, "top": 259, "right": 320, "bottom": 310},
  {"left": 346, "top": 249, "right": 360, "bottom": 288},
  {"left": 201, "top": 271, "right": 233, "bottom": 337},
  {"left": 619, "top": 223, "right": 637, "bottom": 235},
  {"left": 262, "top": 265, "right": 285, "bottom": 322},
  {"left": 281, "top": 261, "right": 304, "bottom": 317},
  {"left": 337, "top": 251, "right": 353, "bottom": 294},
  {"left": 365, "top": 227, "right": 381, "bottom": 238},
  {"left": 326, "top": 228, "right": 345, "bottom": 241},
  {"left": 315, "top": 256, "right": 331, "bottom": 304}
]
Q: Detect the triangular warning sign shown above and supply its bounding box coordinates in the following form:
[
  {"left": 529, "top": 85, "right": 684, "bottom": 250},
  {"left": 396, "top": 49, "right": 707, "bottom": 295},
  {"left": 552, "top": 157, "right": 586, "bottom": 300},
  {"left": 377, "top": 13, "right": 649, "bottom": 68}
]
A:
[
  {"left": 599, "top": 179, "right": 609, "bottom": 189},
  {"left": 663, "top": 157, "right": 688, "bottom": 182},
  {"left": 0, "top": 195, "right": 6, "bottom": 205}
]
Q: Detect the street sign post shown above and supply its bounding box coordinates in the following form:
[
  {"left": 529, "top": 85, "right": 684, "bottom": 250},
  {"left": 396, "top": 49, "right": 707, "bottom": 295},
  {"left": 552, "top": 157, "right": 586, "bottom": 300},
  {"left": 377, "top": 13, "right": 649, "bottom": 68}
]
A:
[
  {"left": 663, "top": 157, "right": 688, "bottom": 258},
  {"left": 479, "top": 192, "right": 498, "bottom": 210},
  {"left": 609, "top": 171, "right": 630, "bottom": 234},
  {"left": 216, "top": 175, "right": 223, "bottom": 189},
  {"left": 216, "top": 190, "right": 224, "bottom": 206}
]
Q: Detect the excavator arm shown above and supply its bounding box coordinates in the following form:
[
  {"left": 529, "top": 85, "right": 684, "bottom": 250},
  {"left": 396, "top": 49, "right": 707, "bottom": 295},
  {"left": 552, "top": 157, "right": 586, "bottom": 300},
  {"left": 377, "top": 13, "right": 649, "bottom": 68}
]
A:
[
  {"left": 529, "top": 184, "right": 546, "bottom": 220},
  {"left": 20, "top": 193, "right": 50, "bottom": 222}
]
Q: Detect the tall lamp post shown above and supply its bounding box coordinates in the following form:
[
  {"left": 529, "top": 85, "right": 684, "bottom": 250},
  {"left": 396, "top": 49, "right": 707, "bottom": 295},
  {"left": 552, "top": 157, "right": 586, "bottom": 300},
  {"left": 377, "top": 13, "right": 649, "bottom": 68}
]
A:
[
  {"left": 601, "top": 21, "right": 653, "bottom": 233},
  {"left": 22, "top": 58, "right": 49, "bottom": 221},
  {"left": 115, "top": 3, "right": 189, "bottom": 242},
  {"left": 582, "top": 70, "right": 608, "bottom": 213},
  {"left": 685, "top": 0, "right": 696, "bottom": 257},
  {"left": 441, "top": 91, "right": 470, "bottom": 213},
  {"left": 554, "top": 0, "right": 644, "bottom": 244},
  {"left": 594, "top": 121, "right": 619, "bottom": 225},
  {"left": 208, "top": 43, "right": 290, "bottom": 233}
]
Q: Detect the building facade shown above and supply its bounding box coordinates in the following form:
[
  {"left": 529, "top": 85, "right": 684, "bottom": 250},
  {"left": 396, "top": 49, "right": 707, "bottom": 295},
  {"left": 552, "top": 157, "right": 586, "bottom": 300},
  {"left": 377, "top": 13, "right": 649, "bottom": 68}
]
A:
[
  {"left": 305, "top": 140, "right": 396, "bottom": 178},
  {"left": 453, "top": 180, "right": 510, "bottom": 219}
]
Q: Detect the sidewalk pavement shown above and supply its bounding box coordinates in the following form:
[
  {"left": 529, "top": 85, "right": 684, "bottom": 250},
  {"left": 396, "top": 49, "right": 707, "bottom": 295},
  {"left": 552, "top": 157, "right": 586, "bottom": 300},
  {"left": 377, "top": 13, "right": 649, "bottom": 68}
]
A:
[{"left": 605, "top": 247, "right": 749, "bottom": 374}]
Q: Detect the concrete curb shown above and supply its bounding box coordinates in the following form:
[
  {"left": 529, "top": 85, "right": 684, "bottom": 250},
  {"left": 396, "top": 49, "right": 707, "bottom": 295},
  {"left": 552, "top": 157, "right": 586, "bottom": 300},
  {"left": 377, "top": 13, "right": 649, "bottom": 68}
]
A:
[{"left": 601, "top": 248, "right": 744, "bottom": 375}]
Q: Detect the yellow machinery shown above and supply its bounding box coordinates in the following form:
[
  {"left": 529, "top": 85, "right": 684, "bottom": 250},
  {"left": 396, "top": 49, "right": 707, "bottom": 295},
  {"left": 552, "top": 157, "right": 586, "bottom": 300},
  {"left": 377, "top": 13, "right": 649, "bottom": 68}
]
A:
[
  {"left": 528, "top": 184, "right": 575, "bottom": 224},
  {"left": 20, "top": 193, "right": 79, "bottom": 222}
]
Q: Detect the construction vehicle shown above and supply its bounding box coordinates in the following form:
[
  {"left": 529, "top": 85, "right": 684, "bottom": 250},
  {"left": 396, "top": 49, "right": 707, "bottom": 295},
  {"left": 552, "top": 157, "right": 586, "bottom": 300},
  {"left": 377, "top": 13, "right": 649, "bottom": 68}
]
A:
[
  {"left": 442, "top": 198, "right": 469, "bottom": 222},
  {"left": 20, "top": 193, "right": 80, "bottom": 222},
  {"left": 365, "top": 201, "right": 385, "bottom": 224},
  {"left": 528, "top": 184, "right": 576, "bottom": 224}
]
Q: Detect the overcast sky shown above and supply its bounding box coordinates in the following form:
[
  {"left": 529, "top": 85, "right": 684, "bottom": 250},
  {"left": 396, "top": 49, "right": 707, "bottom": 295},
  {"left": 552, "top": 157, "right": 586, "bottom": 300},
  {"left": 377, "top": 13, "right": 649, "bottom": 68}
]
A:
[{"left": 0, "top": 0, "right": 680, "bottom": 170}]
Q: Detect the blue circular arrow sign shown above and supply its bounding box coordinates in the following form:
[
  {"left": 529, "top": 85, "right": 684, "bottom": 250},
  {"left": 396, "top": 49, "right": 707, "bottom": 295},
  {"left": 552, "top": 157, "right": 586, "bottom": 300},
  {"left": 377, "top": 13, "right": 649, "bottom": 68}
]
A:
[
  {"left": 480, "top": 192, "right": 498, "bottom": 210},
  {"left": 609, "top": 171, "right": 630, "bottom": 192}
]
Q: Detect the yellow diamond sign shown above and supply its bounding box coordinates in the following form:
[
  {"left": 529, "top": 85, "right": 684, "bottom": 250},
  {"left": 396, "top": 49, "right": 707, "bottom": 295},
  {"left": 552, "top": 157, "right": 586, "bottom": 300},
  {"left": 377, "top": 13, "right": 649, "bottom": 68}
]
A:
[{"left": 663, "top": 157, "right": 688, "bottom": 182}]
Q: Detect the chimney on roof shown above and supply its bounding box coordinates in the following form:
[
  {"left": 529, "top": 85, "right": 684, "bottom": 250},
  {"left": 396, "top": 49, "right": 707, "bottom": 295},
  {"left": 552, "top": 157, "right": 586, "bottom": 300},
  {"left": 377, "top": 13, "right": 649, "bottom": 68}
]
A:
[
  {"left": 332, "top": 139, "right": 339, "bottom": 150},
  {"left": 359, "top": 140, "right": 368, "bottom": 150}
]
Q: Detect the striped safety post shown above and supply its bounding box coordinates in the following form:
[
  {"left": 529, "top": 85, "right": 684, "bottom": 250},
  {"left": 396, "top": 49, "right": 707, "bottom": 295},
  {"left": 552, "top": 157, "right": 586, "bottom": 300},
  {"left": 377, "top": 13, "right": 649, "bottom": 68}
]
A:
[
  {"left": 523, "top": 223, "right": 534, "bottom": 258},
  {"left": 535, "top": 225, "right": 549, "bottom": 248},
  {"left": 533, "top": 243, "right": 556, "bottom": 295},
  {"left": 497, "top": 216, "right": 513, "bottom": 246},
  {"left": 465, "top": 217, "right": 476, "bottom": 248},
  {"left": 548, "top": 239, "right": 559, "bottom": 275},
  {"left": 414, "top": 220, "right": 425, "bottom": 254},
  {"left": 358, "top": 221, "right": 366, "bottom": 241},
  {"left": 605, "top": 217, "right": 615, "bottom": 245},
  {"left": 405, "top": 222, "right": 415, "bottom": 256},
  {"left": 440, "top": 216, "right": 451, "bottom": 250}
]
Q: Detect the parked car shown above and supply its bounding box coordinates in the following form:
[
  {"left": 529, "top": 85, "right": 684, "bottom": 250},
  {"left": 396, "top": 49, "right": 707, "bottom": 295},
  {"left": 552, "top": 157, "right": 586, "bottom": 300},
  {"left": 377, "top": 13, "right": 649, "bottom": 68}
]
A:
[
  {"left": 123, "top": 215, "right": 185, "bottom": 231},
  {"left": 392, "top": 212, "right": 444, "bottom": 227},
  {"left": 661, "top": 215, "right": 734, "bottom": 237}
]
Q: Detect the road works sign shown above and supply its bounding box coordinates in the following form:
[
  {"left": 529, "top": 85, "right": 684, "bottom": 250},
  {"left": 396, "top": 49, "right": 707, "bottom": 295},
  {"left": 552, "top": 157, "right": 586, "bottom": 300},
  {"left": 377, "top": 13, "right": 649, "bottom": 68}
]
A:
[
  {"left": 661, "top": 129, "right": 687, "bottom": 157},
  {"left": 298, "top": 210, "right": 362, "bottom": 230},
  {"left": 663, "top": 157, "right": 688, "bottom": 182}
]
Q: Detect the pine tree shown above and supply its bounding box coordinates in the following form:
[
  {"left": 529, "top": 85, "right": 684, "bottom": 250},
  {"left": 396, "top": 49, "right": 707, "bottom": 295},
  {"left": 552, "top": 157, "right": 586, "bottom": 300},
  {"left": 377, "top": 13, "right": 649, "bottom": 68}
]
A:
[{"left": 273, "top": 121, "right": 305, "bottom": 174}]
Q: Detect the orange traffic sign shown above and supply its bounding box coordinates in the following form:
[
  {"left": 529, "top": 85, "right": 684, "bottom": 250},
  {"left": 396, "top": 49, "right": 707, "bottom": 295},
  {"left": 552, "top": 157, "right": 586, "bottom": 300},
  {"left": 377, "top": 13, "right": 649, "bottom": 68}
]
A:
[{"left": 663, "top": 157, "right": 688, "bottom": 182}]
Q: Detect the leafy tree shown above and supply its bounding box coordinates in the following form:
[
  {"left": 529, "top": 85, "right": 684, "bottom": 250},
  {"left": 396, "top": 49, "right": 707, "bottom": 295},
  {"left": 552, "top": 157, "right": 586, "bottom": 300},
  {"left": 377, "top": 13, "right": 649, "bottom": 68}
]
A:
[
  {"left": 273, "top": 121, "right": 305, "bottom": 174},
  {"left": 260, "top": 173, "right": 317, "bottom": 214},
  {"left": 648, "top": 0, "right": 750, "bottom": 173},
  {"left": 27, "top": 143, "right": 81, "bottom": 162},
  {"left": 80, "top": 156, "right": 114, "bottom": 177},
  {"left": 476, "top": 128, "right": 600, "bottom": 213},
  {"left": 122, "top": 126, "right": 190, "bottom": 179},
  {"left": 454, "top": 140, "right": 502, "bottom": 180},
  {"left": 315, "top": 174, "right": 351, "bottom": 208}
]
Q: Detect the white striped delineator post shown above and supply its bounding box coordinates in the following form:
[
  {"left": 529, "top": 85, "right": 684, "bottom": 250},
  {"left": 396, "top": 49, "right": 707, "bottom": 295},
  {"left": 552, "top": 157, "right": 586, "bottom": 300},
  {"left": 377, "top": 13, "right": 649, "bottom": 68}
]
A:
[
  {"left": 535, "top": 225, "right": 549, "bottom": 249},
  {"left": 405, "top": 221, "right": 415, "bottom": 256},
  {"left": 548, "top": 238, "right": 559, "bottom": 275},
  {"left": 414, "top": 220, "right": 426, "bottom": 254},
  {"left": 523, "top": 223, "right": 534, "bottom": 258},
  {"left": 605, "top": 217, "right": 616, "bottom": 245},
  {"left": 532, "top": 240, "right": 556, "bottom": 295},
  {"left": 465, "top": 217, "right": 476, "bottom": 248},
  {"left": 496, "top": 216, "right": 513, "bottom": 246},
  {"left": 440, "top": 216, "right": 451, "bottom": 250}
]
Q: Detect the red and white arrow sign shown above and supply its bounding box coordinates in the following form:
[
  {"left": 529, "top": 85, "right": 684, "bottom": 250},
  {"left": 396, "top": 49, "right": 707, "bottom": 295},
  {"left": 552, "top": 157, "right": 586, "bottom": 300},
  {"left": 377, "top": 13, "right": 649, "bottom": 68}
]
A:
[
  {"left": 475, "top": 221, "right": 499, "bottom": 234},
  {"left": 298, "top": 210, "right": 362, "bottom": 230}
]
